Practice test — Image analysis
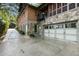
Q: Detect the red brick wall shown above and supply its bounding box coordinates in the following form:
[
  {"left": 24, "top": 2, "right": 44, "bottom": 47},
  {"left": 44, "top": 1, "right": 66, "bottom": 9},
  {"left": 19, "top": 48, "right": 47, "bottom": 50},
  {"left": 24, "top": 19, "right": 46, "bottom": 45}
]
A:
[{"left": 28, "top": 6, "right": 38, "bottom": 21}]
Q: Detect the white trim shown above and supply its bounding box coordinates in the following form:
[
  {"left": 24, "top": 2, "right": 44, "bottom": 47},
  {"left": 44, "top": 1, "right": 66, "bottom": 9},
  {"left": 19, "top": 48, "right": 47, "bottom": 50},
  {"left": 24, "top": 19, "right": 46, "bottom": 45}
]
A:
[
  {"left": 56, "top": 3, "right": 57, "bottom": 15},
  {"left": 75, "top": 3, "right": 77, "bottom": 8}
]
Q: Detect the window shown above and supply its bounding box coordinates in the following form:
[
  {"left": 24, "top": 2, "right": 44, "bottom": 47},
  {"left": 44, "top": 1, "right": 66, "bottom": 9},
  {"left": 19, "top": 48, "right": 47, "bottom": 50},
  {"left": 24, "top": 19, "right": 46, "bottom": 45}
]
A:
[
  {"left": 71, "top": 23, "right": 76, "bottom": 28},
  {"left": 49, "top": 25, "right": 52, "bottom": 29},
  {"left": 55, "top": 25, "right": 59, "bottom": 29},
  {"left": 44, "top": 25, "right": 48, "bottom": 29},
  {"left": 77, "top": 3, "right": 79, "bottom": 7},
  {"left": 57, "top": 3, "right": 61, "bottom": 14},
  {"left": 62, "top": 6, "right": 67, "bottom": 12},
  {"left": 53, "top": 10, "right": 56, "bottom": 15},
  {"left": 62, "top": 3, "right": 67, "bottom": 6},
  {"left": 49, "top": 4, "right": 52, "bottom": 16},
  {"left": 49, "top": 12, "right": 52, "bottom": 16},
  {"left": 50, "top": 3, "right": 77, "bottom": 17},
  {"left": 69, "top": 3, "right": 75, "bottom": 10},
  {"left": 52, "top": 3, "right": 56, "bottom": 15},
  {"left": 57, "top": 8, "right": 61, "bottom": 14},
  {"left": 54, "top": 24, "right": 64, "bottom": 29},
  {"left": 52, "top": 25, "right": 54, "bottom": 28},
  {"left": 65, "top": 22, "right": 76, "bottom": 28},
  {"left": 65, "top": 23, "right": 70, "bottom": 28},
  {"left": 59, "top": 24, "right": 64, "bottom": 28},
  {"left": 53, "top": 3, "right": 56, "bottom": 10},
  {"left": 57, "top": 3, "right": 61, "bottom": 8}
]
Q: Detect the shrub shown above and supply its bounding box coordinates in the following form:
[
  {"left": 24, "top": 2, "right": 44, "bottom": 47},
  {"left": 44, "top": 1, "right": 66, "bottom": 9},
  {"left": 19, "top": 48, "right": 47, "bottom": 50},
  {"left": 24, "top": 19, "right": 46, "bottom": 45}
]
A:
[
  {"left": 0, "top": 18, "right": 9, "bottom": 40},
  {"left": 0, "top": 19, "right": 6, "bottom": 37}
]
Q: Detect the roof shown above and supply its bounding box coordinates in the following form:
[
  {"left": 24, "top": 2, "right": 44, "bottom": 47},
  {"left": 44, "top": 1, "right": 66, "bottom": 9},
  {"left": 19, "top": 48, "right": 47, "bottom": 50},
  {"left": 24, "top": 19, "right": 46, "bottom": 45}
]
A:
[{"left": 29, "top": 3, "right": 42, "bottom": 7}]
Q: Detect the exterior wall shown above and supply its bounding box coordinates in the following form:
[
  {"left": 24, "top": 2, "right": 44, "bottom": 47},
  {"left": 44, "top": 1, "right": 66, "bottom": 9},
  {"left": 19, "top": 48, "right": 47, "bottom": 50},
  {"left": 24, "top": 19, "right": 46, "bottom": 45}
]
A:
[
  {"left": 17, "top": 3, "right": 79, "bottom": 41},
  {"left": 18, "top": 5, "right": 28, "bottom": 33},
  {"left": 28, "top": 6, "right": 38, "bottom": 21},
  {"left": 18, "top": 4, "right": 38, "bottom": 34},
  {"left": 45, "top": 7, "right": 79, "bottom": 24},
  {"left": 43, "top": 7, "right": 79, "bottom": 41},
  {"left": 27, "top": 6, "right": 38, "bottom": 34}
]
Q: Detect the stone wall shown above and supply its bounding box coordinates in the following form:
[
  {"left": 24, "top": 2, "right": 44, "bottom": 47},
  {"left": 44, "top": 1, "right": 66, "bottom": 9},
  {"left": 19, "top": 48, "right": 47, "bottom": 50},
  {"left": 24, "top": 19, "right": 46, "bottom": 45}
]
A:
[{"left": 45, "top": 7, "right": 79, "bottom": 24}]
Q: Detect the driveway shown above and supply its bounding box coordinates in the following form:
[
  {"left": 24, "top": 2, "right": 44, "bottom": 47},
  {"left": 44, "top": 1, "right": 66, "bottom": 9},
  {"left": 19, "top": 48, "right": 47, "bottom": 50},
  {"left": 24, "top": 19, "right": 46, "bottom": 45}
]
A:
[{"left": 0, "top": 29, "right": 79, "bottom": 56}]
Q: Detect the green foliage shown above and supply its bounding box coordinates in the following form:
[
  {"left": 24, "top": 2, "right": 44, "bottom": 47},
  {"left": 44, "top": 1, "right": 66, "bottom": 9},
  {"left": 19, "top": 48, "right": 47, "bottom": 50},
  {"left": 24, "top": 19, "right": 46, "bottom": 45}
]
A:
[
  {"left": 0, "top": 10, "right": 10, "bottom": 37},
  {"left": 0, "top": 3, "right": 19, "bottom": 38},
  {"left": 0, "top": 19, "right": 6, "bottom": 37}
]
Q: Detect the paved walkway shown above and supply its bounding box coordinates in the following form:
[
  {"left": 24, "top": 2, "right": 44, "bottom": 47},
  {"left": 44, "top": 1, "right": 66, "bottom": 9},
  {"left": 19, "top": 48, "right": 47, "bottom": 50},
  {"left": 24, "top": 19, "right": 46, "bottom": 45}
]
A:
[{"left": 0, "top": 29, "right": 79, "bottom": 56}]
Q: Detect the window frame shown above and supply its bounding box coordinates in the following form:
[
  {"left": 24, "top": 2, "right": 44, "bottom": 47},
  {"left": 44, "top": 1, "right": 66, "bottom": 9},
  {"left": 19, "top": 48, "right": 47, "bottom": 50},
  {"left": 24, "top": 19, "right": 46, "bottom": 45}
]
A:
[
  {"left": 69, "top": 3, "right": 75, "bottom": 10},
  {"left": 48, "top": 3, "right": 77, "bottom": 17},
  {"left": 65, "top": 22, "right": 77, "bottom": 28},
  {"left": 62, "top": 5, "right": 67, "bottom": 12},
  {"left": 77, "top": 3, "right": 79, "bottom": 7}
]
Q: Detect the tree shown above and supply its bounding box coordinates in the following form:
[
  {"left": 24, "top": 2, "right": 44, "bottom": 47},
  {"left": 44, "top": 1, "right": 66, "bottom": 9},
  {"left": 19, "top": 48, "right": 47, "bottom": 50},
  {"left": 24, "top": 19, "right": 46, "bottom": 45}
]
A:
[{"left": 0, "top": 3, "right": 19, "bottom": 38}]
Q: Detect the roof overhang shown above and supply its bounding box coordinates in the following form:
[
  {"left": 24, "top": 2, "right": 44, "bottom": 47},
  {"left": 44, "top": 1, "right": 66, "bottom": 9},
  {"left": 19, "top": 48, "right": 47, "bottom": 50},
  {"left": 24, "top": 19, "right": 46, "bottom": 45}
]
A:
[{"left": 29, "top": 3, "right": 42, "bottom": 7}]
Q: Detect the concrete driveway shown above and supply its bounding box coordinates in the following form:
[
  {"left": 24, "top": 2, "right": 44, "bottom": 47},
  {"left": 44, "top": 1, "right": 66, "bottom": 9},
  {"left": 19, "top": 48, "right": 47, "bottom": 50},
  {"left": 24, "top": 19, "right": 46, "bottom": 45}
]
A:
[{"left": 0, "top": 29, "right": 79, "bottom": 56}]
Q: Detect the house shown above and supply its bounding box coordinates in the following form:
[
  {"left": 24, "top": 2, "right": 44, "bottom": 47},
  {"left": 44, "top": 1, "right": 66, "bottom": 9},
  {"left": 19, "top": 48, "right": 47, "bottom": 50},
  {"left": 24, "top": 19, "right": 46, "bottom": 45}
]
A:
[
  {"left": 18, "top": 3, "right": 79, "bottom": 41},
  {"left": 17, "top": 3, "right": 38, "bottom": 35}
]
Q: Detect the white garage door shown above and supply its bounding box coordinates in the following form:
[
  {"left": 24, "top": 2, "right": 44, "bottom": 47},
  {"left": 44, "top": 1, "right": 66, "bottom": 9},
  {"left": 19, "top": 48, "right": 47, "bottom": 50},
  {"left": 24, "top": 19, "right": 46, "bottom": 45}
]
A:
[
  {"left": 55, "top": 29, "right": 65, "bottom": 40},
  {"left": 43, "top": 20, "right": 77, "bottom": 41},
  {"left": 65, "top": 28, "right": 77, "bottom": 41},
  {"left": 49, "top": 29, "right": 55, "bottom": 38},
  {"left": 44, "top": 29, "right": 49, "bottom": 37},
  {"left": 44, "top": 24, "right": 65, "bottom": 40}
]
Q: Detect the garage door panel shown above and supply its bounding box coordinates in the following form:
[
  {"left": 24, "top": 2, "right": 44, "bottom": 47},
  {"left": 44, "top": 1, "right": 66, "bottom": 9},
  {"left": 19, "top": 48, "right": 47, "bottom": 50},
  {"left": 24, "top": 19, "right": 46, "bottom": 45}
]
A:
[
  {"left": 49, "top": 33, "right": 55, "bottom": 38},
  {"left": 56, "top": 34, "right": 64, "bottom": 39},
  {"left": 44, "top": 29, "right": 49, "bottom": 33},
  {"left": 49, "top": 29, "right": 55, "bottom": 33},
  {"left": 56, "top": 29, "right": 64, "bottom": 34},
  {"left": 65, "top": 29, "right": 77, "bottom": 34},
  {"left": 44, "top": 33, "right": 49, "bottom": 37},
  {"left": 65, "top": 35, "right": 77, "bottom": 41}
]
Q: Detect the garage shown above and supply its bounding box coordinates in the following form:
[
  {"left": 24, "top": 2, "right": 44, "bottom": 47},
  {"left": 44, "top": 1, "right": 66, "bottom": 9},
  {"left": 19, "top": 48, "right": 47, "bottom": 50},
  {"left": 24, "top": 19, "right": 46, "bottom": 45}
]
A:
[{"left": 44, "top": 20, "right": 78, "bottom": 41}]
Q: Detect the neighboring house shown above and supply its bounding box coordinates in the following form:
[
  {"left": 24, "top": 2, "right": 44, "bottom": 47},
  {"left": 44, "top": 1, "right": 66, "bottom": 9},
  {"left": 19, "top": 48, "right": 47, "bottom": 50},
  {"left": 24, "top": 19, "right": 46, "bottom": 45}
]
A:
[
  {"left": 17, "top": 3, "right": 38, "bottom": 34},
  {"left": 18, "top": 3, "right": 79, "bottom": 41}
]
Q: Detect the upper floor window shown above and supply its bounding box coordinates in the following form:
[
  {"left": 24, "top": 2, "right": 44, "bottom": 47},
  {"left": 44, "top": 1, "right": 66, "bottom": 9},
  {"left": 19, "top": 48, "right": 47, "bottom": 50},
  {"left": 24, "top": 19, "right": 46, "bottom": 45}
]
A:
[
  {"left": 77, "top": 3, "right": 79, "bottom": 7},
  {"left": 62, "top": 6, "right": 67, "bottom": 12},
  {"left": 57, "top": 3, "right": 61, "bottom": 8},
  {"left": 69, "top": 3, "right": 75, "bottom": 10},
  {"left": 49, "top": 3, "right": 77, "bottom": 17},
  {"left": 57, "top": 8, "right": 61, "bottom": 14},
  {"left": 52, "top": 3, "right": 56, "bottom": 15},
  {"left": 57, "top": 3, "right": 61, "bottom": 14},
  {"left": 49, "top": 12, "right": 52, "bottom": 16},
  {"left": 62, "top": 3, "right": 67, "bottom": 12},
  {"left": 53, "top": 10, "right": 56, "bottom": 15},
  {"left": 53, "top": 3, "right": 56, "bottom": 10},
  {"left": 62, "top": 3, "right": 67, "bottom": 6},
  {"left": 49, "top": 4, "right": 52, "bottom": 16}
]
